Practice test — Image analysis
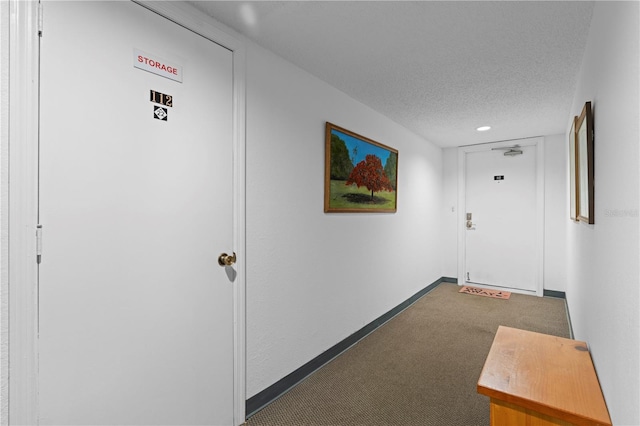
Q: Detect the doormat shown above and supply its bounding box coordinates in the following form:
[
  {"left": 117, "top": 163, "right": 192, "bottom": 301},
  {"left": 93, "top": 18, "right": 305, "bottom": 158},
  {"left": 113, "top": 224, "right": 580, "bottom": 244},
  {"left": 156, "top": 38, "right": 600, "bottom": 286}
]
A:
[{"left": 459, "top": 285, "right": 511, "bottom": 300}]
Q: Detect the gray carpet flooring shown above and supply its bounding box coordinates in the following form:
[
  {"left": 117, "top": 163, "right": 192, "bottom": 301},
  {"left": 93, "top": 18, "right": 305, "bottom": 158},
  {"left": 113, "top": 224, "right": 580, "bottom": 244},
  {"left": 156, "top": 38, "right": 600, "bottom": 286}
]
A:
[{"left": 245, "top": 283, "right": 571, "bottom": 425}]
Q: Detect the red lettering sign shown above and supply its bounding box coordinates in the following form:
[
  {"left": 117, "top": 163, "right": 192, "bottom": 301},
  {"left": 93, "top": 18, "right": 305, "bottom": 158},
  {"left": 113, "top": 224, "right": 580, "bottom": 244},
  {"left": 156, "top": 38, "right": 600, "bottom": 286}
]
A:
[{"left": 134, "top": 49, "right": 182, "bottom": 83}]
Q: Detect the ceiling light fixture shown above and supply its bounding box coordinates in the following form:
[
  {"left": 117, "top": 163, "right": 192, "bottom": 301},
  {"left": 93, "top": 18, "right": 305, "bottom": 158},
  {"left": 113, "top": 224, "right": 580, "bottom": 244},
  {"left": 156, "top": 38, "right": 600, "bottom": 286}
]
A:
[
  {"left": 476, "top": 126, "right": 491, "bottom": 132},
  {"left": 239, "top": 3, "right": 258, "bottom": 27}
]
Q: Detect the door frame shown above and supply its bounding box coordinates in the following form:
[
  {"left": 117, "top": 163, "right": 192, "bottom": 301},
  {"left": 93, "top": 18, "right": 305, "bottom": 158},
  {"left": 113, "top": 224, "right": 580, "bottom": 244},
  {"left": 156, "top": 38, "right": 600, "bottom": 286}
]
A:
[
  {"left": 457, "top": 137, "right": 544, "bottom": 296},
  {"left": 3, "top": 1, "right": 247, "bottom": 424}
]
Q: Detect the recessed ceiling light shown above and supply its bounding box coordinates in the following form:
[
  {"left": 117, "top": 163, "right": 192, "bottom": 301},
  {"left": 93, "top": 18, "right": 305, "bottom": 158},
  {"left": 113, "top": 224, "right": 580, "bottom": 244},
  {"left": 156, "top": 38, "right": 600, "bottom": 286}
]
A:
[
  {"left": 239, "top": 3, "right": 258, "bottom": 27},
  {"left": 476, "top": 126, "right": 491, "bottom": 132}
]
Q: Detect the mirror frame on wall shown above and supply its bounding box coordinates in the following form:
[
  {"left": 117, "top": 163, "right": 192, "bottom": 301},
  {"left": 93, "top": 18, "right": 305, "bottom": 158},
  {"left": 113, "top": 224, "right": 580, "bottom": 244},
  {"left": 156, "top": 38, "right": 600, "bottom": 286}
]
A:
[
  {"left": 569, "top": 115, "right": 578, "bottom": 221},
  {"left": 575, "top": 101, "right": 594, "bottom": 224}
]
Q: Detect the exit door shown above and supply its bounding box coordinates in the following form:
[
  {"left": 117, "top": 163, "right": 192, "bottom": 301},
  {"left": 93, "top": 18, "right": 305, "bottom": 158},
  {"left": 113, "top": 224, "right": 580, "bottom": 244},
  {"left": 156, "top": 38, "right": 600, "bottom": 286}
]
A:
[
  {"left": 460, "top": 139, "right": 543, "bottom": 294},
  {"left": 38, "top": 2, "right": 237, "bottom": 424}
]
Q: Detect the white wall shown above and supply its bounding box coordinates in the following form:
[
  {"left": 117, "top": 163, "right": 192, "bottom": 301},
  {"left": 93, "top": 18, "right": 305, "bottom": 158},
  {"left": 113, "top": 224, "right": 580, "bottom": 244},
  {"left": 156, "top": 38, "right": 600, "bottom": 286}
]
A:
[
  {"left": 565, "top": 2, "right": 639, "bottom": 424},
  {"left": 441, "top": 148, "right": 458, "bottom": 278},
  {"left": 245, "top": 43, "right": 443, "bottom": 398},
  {"left": 0, "top": 1, "right": 8, "bottom": 424},
  {"left": 440, "top": 136, "right": 568, "bottom": 293},
  {"left": 543, "top": 134, "right": 568, "bottom": 292}
]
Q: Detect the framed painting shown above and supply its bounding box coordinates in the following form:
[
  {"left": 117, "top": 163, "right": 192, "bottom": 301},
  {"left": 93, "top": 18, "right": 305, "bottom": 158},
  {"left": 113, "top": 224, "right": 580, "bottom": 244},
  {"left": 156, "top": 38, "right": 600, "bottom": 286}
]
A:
[
  {"left": 324, "top": 122, "right": 398, "bottom": 213},
  {"left": 576, "top": 101, "right": 594, "bottom": 224},
  {"left": 569, "top": 115, "right": 578, "bottom": 221}
]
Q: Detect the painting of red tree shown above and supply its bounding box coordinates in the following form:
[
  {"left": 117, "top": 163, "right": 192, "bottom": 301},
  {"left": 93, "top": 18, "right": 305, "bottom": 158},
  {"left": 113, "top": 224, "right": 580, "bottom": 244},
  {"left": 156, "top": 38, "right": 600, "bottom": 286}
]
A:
[
  {"left": 325, "top": 122, "right": 398, "bottom": 213},
  {"left": 346, "top": 154, "right": 393, "bottom": 200}
]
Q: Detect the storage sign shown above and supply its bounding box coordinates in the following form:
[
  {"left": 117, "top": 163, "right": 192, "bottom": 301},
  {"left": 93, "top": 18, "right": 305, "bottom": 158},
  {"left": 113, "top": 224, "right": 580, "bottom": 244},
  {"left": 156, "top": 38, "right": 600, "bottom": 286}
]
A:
[{"left": 134, "top": 49, "right": 182, "bottom": 83}]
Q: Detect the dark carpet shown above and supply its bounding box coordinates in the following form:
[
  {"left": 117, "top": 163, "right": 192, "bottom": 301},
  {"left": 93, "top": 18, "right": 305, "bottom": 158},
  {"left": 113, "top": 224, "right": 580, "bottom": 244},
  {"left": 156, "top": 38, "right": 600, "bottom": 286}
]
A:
[{"left": 245, "top": 283, "right": 571, "bottom": 425}]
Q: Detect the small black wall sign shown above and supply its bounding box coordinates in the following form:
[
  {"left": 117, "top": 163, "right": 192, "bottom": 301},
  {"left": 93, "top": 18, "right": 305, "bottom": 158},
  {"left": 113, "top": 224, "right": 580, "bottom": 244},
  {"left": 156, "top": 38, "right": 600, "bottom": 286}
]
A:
[
  {"left": 153, "top": 106, "right": 168, "bottom": 121},
  {"left": 494, "top": 175, "right": 504, "bottom": 181},
  {"left": 150, "top": 90, "right": 173, "bottom": 107}
]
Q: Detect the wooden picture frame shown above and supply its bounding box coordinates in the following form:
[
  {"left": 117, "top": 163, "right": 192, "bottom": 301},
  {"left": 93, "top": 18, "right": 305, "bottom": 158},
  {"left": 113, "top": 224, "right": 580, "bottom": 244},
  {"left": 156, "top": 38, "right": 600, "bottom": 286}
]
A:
[
  {"left": 324, "top": 122, "right": 398, "bottom": 213},
  {"left": 569, "top": 116, "right": 578, "bottom": 221},
  {"left": 576, "top": 101, "right": 594, "bottom": 224}
]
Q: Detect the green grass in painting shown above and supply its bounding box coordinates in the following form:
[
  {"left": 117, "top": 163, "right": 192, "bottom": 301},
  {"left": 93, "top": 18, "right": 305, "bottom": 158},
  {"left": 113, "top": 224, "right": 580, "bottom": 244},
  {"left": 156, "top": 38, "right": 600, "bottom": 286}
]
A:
[{"left": 329, "top": 180, "right": 396, "bottom": 210}]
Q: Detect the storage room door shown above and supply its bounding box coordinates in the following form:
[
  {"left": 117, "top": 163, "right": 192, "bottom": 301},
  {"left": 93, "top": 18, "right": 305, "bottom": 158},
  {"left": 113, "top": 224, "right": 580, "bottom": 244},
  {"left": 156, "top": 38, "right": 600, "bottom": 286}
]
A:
[{"left": 39, "top": 2, "right": 236, "bottom": 424}]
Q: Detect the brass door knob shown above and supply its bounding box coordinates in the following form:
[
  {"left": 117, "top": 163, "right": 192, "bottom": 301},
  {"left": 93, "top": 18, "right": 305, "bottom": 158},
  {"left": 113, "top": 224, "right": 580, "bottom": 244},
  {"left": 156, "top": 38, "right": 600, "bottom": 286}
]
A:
[{"left": 218, "top": 252, "right": 237, "bottom": 267}]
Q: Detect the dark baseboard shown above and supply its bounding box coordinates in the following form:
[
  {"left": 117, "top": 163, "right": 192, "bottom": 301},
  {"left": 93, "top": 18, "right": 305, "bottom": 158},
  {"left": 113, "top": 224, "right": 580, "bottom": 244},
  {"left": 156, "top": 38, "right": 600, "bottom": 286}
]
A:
[
  {"left": 543, "top": 289, "right": 566, "bottom": 299},
  {"left": 542, "top": 290, "right": 572, "bottom": 337},
  {"left": 245, "top": 276, "right": 451, "bottom": 418},
  {"left": 565, "top": 299, "right": 575, "bottom": 339}
]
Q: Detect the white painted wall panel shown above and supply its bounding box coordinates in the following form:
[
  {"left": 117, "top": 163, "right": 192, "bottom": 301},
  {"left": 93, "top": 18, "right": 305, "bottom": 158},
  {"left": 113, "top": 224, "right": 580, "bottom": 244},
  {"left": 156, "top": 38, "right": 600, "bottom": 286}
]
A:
[
  {"left": 565, "top": 3, "right": 639, "bottom": 424},
  {"left": 0, "top": 2, "right": 8, "bottom": 424},
  {"left": 543, "top": 134, "right": 568, "bottom": 292},
  {"left": 245, "top": 43, "right": 443, "bottom": 398},
  {"left": 441, "top": 148, "right": 458, "bottom": 278}
]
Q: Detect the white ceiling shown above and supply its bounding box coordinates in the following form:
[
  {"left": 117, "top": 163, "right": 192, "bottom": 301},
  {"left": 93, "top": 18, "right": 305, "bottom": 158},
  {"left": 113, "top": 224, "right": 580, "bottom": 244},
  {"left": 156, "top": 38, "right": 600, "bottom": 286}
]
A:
[{"left": 186, "top": 1, "right": 595, "bottom": 148}]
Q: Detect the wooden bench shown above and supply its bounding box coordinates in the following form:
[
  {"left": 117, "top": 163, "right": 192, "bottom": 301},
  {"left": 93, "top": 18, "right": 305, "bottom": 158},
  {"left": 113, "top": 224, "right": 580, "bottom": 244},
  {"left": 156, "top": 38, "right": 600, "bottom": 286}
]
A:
[{"left": 477, "top": 326, "right": 612, "bottom": 426}]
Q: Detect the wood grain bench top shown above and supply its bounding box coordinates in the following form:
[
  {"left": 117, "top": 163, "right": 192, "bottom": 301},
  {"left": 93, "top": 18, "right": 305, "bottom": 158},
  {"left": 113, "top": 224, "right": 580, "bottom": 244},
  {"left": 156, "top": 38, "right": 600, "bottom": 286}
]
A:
[{"left": 477, "top": 326, "right": 612, "bottom": 426}]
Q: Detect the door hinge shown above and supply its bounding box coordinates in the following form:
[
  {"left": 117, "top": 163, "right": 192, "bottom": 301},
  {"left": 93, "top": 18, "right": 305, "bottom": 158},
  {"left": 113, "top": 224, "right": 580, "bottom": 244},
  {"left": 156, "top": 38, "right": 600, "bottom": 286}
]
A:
[
  {"left": 38, "top": 3, "right": 43, "bottom": 37},
  {"left": 36, "top": 224, "right": 43, "bottom": 264}
]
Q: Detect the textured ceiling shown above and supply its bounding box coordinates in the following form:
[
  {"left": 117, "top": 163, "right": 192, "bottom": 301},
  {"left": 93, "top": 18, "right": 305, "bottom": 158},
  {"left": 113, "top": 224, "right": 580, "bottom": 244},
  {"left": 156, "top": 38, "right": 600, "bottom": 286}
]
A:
[{"left": 186, "top": 1, "right": 594, "bottom": 148}]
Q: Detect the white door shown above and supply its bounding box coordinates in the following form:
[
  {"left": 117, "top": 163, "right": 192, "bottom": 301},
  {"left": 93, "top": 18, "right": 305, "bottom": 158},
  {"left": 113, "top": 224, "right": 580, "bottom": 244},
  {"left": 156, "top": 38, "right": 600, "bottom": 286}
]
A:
[
  {"left": 463, "top": 142, "right": 540, "bottom": 293},
  {"left": 39, "top": 2, "right": 236, "bottom": 424}
]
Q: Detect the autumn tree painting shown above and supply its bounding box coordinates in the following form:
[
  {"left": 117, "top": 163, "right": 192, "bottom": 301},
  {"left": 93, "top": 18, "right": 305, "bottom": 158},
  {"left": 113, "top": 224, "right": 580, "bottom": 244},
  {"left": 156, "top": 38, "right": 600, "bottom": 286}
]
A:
[
  {"left": 325, "top": 122, "right": 398, "bottom": 213},
  {"left": 346, "top": 154, "right": 393, "bottom": 200}
]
